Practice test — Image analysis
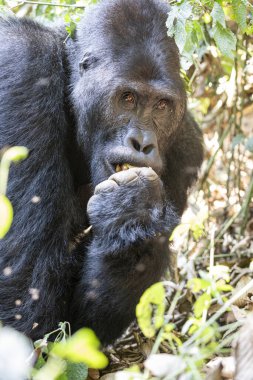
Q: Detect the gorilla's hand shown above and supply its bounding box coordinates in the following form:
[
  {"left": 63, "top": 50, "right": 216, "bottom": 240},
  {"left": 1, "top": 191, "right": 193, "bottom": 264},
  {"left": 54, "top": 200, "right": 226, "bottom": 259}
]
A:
[
  {"left": 87, "top": 167, "right": 178, "bottom": 252},
  {"left": 73, "top": 168, "right": 175, "bottom": 342}
]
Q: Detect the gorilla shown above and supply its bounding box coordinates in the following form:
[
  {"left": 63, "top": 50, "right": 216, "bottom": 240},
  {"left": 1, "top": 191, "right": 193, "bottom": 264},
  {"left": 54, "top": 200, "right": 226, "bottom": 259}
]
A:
[{"left": 0, "top": 0, "right": 203, "bottom": 344}]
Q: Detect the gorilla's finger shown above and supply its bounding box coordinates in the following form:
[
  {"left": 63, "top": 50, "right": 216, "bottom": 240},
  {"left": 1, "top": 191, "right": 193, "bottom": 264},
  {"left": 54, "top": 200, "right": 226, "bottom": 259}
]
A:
[
  {"left": 94, "top": 179, "right": 118, "bottom": 194},
  {"left": 108, "top": 167, "right": 158, "bottom": 186}
]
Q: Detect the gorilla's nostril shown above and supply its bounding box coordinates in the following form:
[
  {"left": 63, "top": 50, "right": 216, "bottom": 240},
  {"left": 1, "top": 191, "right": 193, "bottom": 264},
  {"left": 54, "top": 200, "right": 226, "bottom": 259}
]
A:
[
  {"left": 131, "top": 139, "right": 141, "bottom": 152},
  {"left": 142, "top": 144, "right": 154, "bottom": 155}
]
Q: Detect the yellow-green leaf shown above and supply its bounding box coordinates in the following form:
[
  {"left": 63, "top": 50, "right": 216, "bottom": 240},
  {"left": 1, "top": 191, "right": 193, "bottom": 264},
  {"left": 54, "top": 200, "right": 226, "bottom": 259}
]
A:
[
  {"left": 0, "top": 195, "right": 13, "bottom": 239},
  {"left": 193, "top": 293, "right": 211, "bottom": 318},
  {"left": 187, "top": 278, "right": 211, "bottom": 293},
  {"left": 2, "top": 146, "right": 29, "bottom": 163},
  {"left": 52, "top": 328, "right": 108, "bottom": 369},
  {"left": 136, "top": 282, "right": 165, "bottom": 338}
]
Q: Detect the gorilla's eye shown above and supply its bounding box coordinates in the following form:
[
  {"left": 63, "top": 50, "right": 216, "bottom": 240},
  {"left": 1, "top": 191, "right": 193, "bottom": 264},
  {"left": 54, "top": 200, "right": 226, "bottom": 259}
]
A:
[
  {"left": 121, "top": 92, "right": 136, "bottom": 107},
  {"left": 79, "top": 54, "right": 98, "bottom": 76},
  {"left": 157, "top": 99, "right": 170, "bottom": 111}
]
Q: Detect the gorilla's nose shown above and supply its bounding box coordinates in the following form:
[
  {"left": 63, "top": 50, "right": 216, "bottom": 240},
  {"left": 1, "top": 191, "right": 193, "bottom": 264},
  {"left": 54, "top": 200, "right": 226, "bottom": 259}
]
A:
[
  {"left": 120, "top": 128, "right": 162, "bottom": 172},
  {"left": 125, "top": 128, "right": 158, "bottom": 157}
]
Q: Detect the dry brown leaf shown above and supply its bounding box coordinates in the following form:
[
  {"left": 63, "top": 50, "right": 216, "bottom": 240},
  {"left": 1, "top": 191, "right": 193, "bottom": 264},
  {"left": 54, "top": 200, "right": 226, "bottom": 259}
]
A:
[
  {"left": 88, "top": 368, "right": 100, "bottom": 380},
  {"left": 205, "top": 356, "right": 235, "bottom": 380},
  {"left": 231, "top": 305, "right": 247, "bottom": 321},
  {"left": 232, "top": 276, "right": 253, "bottom": 308}
]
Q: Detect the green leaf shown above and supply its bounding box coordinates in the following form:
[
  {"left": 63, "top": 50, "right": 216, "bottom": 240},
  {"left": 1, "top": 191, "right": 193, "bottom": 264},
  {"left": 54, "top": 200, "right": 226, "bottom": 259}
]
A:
[
  {"left": 174, "top": 18, "right": 187, "bottom": 53},
  {"left": 126, "top": 365, "right": 140, "bottom": 373},
  {"left": 66, "top": 21, "right": 76, "bottom": 38},
  {"left": 188, "top": 278, "right": 211, "bottom": 293},
  {"left": 232, "top": 0, "right": 247, "bottom": 31},
  {"left": 52, "top": 328, "right": 108, "bottom": 369},
  {"left": 193, "top": 293, "right": 211, "bottom": 318},
  {"left": 0, "top": 195, "right": 13, "bottom": 239},
  {"left": 64, "top": 13, "right": 71, "bottom": 23},
  {"left": 34, "top": 355, "right": 47, "bottom": 370},
  {"left": 166, "top": 7, "right": 178, "bottom": 37},
  {"left": 2, "top": 146, "right": 29, "bottom": 163},
  {"left": 213, "top": 23, "right": 236, "bottom": 59},
  {"left": 178, "top": 1, "right": 192, "bottom": 19},
  {"left": 57, "top": 373, "right": 68, "bottom": 380},
  {"left": 65, "top": 362, "right": 88, "bottom": 380},
  {"left": 136, "top": 282, "right": 165, "bottom": 338},
  {"left": 216, "top": 283, "right": 233, "bottom": 292},
  {"left": 192, "top": 20, "right": 205, "bottom": 44},
  {"left": 198, "top": 325, "right": 218, "bottom": 344},
  {"left": 245, "top": 23, "right": 253, "bottom": 36},
  {"left": 33, "top": 357, "right": 66, "bottom": 380},
  {"left": 191, "top": 221, "right": 205, "bottom": 241},
  {"left": 166, "top": 2, "right": 192, "bottom": 53},
  {"left": 211, "top": 2, "right": 226, "bottom": 28}
]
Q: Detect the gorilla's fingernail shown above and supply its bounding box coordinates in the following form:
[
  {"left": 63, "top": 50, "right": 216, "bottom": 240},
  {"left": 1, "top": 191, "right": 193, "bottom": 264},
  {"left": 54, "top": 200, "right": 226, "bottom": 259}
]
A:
[{"left": 94, "top": 179, "right": 118, "bottom": 194}]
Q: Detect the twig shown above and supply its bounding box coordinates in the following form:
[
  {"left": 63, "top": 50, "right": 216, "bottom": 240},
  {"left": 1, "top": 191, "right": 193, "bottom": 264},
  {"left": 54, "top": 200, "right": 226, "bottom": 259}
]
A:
[
  {"left": 150, "top": 283, "right": 184, "bottom": 355},
  {"left": 240, "top": 174, "right": 253, "bottom": 233},
  {"left": 12, "top": 1, "right": 85, "bottom": 8},
  {"left": 198, "top": 119, "right": 233, "bottom": 189}
]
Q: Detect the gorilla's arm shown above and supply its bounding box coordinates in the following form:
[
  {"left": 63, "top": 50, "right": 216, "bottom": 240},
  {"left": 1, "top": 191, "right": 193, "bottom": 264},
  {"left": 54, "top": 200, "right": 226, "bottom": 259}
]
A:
[
  {"left": 72, "top": 236, "right": 169, "bottom": 344},
  {"left": 71, "top": 117, "right": 203, "bottom": 345},
  {"left": 0, "top": 18, "right": 77, "bottom": 338},
  {"left": 71, "top": 168, "right": 174, "bottom": 344},
  {"left": 165, "top": 113, "right": 204, "bottom": 214}
]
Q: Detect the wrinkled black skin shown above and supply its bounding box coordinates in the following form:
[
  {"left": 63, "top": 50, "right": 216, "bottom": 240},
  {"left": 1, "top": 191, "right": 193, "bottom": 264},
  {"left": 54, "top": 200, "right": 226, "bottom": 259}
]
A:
[{"left": 0, "top": 0, "right": 203, "bottom": 344}]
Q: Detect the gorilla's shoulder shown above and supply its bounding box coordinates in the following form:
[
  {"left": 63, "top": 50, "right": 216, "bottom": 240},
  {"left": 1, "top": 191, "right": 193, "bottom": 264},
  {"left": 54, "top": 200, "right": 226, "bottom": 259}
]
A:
[
  {"left": 0, "top": 16, "right": 65, "bottom": 100},
  {"left": 0, "top": 16, "right": 64, "bottom": 61},
  {"left": 0, "top": 16, "right": 66, "bottom": 142},
  {"left": 0, "top": 16, "right": 54, "bottom": 37}
]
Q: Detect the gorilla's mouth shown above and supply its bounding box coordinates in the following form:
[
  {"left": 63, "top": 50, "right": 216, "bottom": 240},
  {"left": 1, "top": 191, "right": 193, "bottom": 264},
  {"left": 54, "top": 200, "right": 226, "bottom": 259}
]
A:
[
  {"left": 115, "top": 163, "right": 137, "bottom": 172},
  {"left": 107, "top": 148, "right": 163, "bottom": 175}
]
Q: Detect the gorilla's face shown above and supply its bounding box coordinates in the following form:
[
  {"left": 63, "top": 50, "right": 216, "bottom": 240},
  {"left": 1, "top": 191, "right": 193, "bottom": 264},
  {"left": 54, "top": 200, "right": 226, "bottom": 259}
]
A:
[
  {"left": 72, "top": 64, "right": 186, "bottom": 187},
  {"left": 70, "top": 0, "right": 186, "bottom": 187}
]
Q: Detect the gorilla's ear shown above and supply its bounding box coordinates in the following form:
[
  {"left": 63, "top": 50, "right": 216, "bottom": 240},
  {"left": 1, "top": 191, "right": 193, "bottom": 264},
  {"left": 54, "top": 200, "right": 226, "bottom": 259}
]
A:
[{"left": 79, "top": 53, "right": 98, "bottom": 76}]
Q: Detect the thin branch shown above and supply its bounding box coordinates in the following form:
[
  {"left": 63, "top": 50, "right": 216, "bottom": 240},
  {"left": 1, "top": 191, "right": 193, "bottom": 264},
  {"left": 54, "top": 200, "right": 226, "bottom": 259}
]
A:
[
  {"left": 240, "top": 174, "right": 253, "bottom": 233},
  {"left": 198, "top": 119, "right": 233, "bottom": 189},
  {"left": 13, "top": 1, "right": 86, "bottom": 8}
]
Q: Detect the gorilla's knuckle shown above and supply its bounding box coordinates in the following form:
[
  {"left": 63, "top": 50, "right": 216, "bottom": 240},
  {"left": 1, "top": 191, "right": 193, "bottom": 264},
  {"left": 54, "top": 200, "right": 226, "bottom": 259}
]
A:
[
  {"left": 138, "top": 167, "right": 159, "bottom": 181},
  {"left": 94, "top": 179, "right": 118, "bottom": 194},
  {"left": 86, "top": 194, "right": 99, "bottom": 215},
  {"left": 108, "top": 168, "right": 140, "bottom": 185},
  {"left": 108, "top": 167, "right": 159, "bottom": 188}
]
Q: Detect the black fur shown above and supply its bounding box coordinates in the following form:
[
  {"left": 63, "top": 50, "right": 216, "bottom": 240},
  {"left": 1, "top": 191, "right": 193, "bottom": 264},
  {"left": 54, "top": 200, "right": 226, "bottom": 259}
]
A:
[{"left": 0, "top": 0, "right": 203, "bottom": 344}]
